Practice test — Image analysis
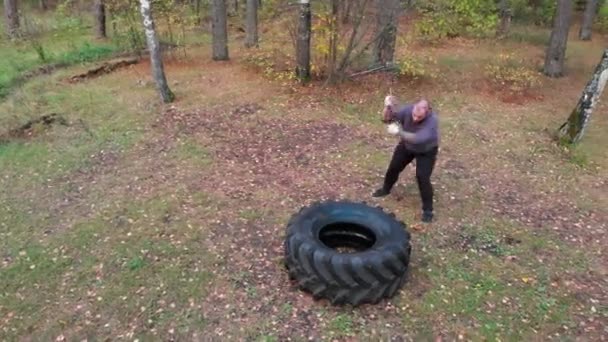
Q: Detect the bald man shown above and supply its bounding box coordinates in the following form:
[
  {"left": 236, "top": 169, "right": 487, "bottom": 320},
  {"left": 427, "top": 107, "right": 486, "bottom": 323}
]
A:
[{"left": 374, "top": 98, "right": 440, "bottom": 223}]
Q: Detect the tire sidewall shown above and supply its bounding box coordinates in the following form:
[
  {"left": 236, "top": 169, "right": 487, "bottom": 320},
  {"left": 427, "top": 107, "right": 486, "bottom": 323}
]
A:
[{"left": 288, "top": 201, "right": 410, "bottom": 258}]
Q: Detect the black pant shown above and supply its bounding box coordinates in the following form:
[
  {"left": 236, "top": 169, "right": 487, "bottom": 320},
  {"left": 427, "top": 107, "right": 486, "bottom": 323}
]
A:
[{"left": 383, "top": 143, "right": 438, "bottom": 212}]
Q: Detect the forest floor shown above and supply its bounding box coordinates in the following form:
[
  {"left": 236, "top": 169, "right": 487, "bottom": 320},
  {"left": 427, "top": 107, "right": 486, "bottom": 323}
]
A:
[{"left": 1, "top": 18, "right": 608, "bottom": 341}]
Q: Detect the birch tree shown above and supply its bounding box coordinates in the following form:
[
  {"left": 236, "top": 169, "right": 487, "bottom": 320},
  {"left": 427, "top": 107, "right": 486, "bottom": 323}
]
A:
[
  {"left": 558, "top": 49, "right": 608, "bottom": 144},
  {"left": 139, "top": 0, "right": 175, "bottom": 103}
]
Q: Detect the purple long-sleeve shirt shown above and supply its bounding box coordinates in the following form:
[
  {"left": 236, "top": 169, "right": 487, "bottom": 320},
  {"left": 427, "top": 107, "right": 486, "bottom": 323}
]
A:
[{"left": 394, "top": 104, "right": 440, "bottom": 153}]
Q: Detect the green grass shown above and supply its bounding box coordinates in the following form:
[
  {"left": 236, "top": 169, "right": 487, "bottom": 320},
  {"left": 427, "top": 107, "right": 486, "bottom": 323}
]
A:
[
  {"left": 0, "top": 195, "right": 215, "bottom": 340},
  {"left": 398, "top": 217, "right": 589, "bottom": 340},
  {"left": 327, "top": 313, "right": 356, "bottom": 338},
  {"left": 0, "top": 79, "right": 150, "bottom": 197},
  {"left": 438, "top": 55, "right": 473, "bottom": 69},
  {"left": 506, "top": 25, "right": 550, "bottom": 46},
  {"left": 173, "top": 136, "right": 213, "bottom": 167},
  {"left": 0, "top": 18, "right": 121, "bottom": 99}
]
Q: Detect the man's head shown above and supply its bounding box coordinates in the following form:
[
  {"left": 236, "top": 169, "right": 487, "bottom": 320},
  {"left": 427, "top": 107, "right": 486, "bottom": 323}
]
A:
[{"left": 412, "top": 99, "right": 431, "bottom": 123}]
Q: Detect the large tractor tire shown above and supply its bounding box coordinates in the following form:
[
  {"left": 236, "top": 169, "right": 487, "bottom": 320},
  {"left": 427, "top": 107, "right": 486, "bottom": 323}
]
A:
[{"left": 284, "top": 200, "right": 412, "bottom": 306}]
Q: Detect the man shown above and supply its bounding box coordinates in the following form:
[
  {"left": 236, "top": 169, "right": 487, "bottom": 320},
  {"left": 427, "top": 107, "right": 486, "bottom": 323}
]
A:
[{"left": 373, "top": 96, "right": 440, "bottom": 223}]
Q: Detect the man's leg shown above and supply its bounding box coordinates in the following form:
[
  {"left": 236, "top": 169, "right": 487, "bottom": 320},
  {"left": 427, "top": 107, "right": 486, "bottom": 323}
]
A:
[
  {"left": 415, "top": 147, "right": 438, "bottom": 221},
  {"left": 374, "top": 143, "right": 414, "bottom": 197}
]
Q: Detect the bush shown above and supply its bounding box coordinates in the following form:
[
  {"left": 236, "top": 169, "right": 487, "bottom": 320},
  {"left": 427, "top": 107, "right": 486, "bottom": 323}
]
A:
[
  {"left": 415, "top": 0, "right": 498, "bottom": 41},
  {"left": 243, "top": 50, "right": 295, "bottom": 82},
  {"left": 395, "top": 54, "right": 438, "bottom": 81},
  {"left": 597, "top": 5, "right": 608, "bottom": 32},
  {"left": 485, "top": 53, "right": 540, "bottom": 93},
  {"left": 510, "top": 0, "right": 556, "bottom": 26},
  {"left": 533, "top": 0, "right": 557, "bottom": 26}
]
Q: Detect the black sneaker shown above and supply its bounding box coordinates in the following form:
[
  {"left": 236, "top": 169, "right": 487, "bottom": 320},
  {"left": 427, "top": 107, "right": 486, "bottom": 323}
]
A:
[
  {"left": 422, "top": 211, "right": 434, "bottom": 223},
  {"left": 372, "top": 188, "right": 390, "bottom": 197}
]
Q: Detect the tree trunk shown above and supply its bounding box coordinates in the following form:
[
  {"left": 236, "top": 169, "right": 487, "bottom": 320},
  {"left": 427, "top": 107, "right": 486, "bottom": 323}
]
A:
[
  {"left": 212, "top": 0, "right": 229, "bottom": 60},
  {"left": 544, "top": 0, "right": 573, "bottom": 78},
  {"left": 341, "top": 0, "right": 351, "bottom": 24},
  {"left": 326, "top": 0, "right": 339, "bottom": 82},
  {"left": 139, "top": 0, "right": 175, "bottom": 103},
  {"left": 245, "top": 0, "right": 258, "bottom": 47},
  {"left": 40, "top": 0, "right": 48, "bottom": 11},
  {"left": 558, "top": 49, "right": 608, "bottom": 144},
  {"left": 295, "top": 0, "right": 311, "bottom": 82},
  {"left": 3, "top": 0, "right": 19, "bottom": 38},
  {"left": 579, "top": 0, "right": 597, "bottom": 40},
  {"left": 497, "top": 0, "right": 512, "bottom": 37},
  {"left": 372, "top": 0, "right": 401, "bottom": 66},
  {"left": 194, "top": 0, "right": 201, "bottom": 25},
  {"left": 94, "top": 0, "right": 107, "bottom": 39}
]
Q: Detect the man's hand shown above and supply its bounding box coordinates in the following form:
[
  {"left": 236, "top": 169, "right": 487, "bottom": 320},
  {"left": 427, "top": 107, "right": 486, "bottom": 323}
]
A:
[
  {"left": 382, "top": 95, "right": 399, "bottom": 123},
  {"left": 382, "top": 106, "right": 394, "bottom": 123},
  {"left": 387, "top": 122, "right": 416, "bottom": 142}
]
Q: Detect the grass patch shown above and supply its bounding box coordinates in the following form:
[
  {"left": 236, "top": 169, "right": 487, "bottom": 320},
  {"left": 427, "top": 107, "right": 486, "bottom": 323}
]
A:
[
  {"left": 0, "top": 194, "right": 215, "bottom": 340},
  {"left": 326, "top": 313, "right": 356, "bottom": 338},
  {"left": 0, "top": 27, "right": 121, "bottom": 99},
  {"left": 173, "top": 136, "right": 213, "bottom": 167},
  {"left": 0, "top": 66, "right": 153, "bottom": 185},
  {"left": 438, "top": 55, "right": 472, "bottom": 69},
  {"left": 506, "top": 26, "right": 550, "bottom": 46},
  {"left": 400, "top": 217, "right": 590, "bottom": 339}
]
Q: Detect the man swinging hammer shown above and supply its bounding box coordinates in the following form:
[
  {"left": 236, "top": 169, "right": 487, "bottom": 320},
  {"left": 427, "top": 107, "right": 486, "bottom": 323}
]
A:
[{"left": 373, "top": 96, "right": 440, "bottom": 223}]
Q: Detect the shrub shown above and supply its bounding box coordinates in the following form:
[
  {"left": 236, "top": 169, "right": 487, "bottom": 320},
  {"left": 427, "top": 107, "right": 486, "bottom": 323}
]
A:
[
  {"left": 510, "top": 0, "right": 556, "bottom": 26},
  {"left": 415, "top": 0, "right": 498, "bottom": 41},
  {"left": 597, "top": 5, "right": 608, "bottom": 32},
  {"left": 243, "top": 50, "right": 295, "bottom": 82},
  {"left": 395, "top": 54, "right": 438, "bottom": 81},
  {"left": 485, "top": 54, "right": 540, "bottom": 93}
]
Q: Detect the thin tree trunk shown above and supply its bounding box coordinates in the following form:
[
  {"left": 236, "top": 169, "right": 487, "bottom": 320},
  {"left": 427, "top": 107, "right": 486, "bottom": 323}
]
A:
[
  {"left": 544, "top": 0, "right": 573, "bottom": 78},
  {"left": 40, "top": 0, "right": 48, "bottom": 11},
  {"left": 139, "top": 0, "right": 175, "bottom": 103},
  {"left": 245, "top": 0, "right": 258, "bottom": 47},
  {"left": 195, "top": 0, "right": 201, "bottom": 25},
  {"left": 326, "top": 0, "right": 339, "bottom": 82},
  {"left": 341, "top": 0, "right": 351, "bottom": 24},
  {"left": 558, "top": 49, "right": 608, "bottom": 144},
  {"left": 94, "top": 0, "right": 107, "bottom": 39},
  {"left": 3, "top": 0, "right": 19, "bottom": 38},
  {"left": 295, "top": 0, "right": 311, "bottom": 82},
  {"left": 212, "top": 0, "right": 229, "bottom": 60},
  {"left": 372, "top": 0, "right": 401, "bottom": 66},
  {"left": 497, "top": 0, "right": 512, "bottom": 38},
  {"left": 227, "top": 0, "right": 238, "bottom": 16},
  {"left": 579, "top": 0, "right": 597, "bottom": 40}
]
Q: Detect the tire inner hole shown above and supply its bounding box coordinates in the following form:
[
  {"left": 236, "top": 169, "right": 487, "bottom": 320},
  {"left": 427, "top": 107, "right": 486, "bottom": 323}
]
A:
[{"left": 319, "top": 222, "right": 376, "bottom": 253}]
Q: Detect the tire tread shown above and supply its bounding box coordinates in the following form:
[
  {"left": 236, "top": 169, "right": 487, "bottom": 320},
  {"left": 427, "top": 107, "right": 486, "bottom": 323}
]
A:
[{"left": 284, "top": 201, "right": 411, "bottom": 306}]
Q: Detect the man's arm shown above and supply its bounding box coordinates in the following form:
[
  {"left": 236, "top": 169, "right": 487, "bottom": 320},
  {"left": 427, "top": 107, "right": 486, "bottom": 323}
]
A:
[
  {"left": 397, "top": 116, "right": 438, "bottom": 144},
  {"left": 382, "top": 95, "right": 413, "bottom": 124},
  {"left": 393, "top": 105, "right": 412, "bottom": 124}
]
